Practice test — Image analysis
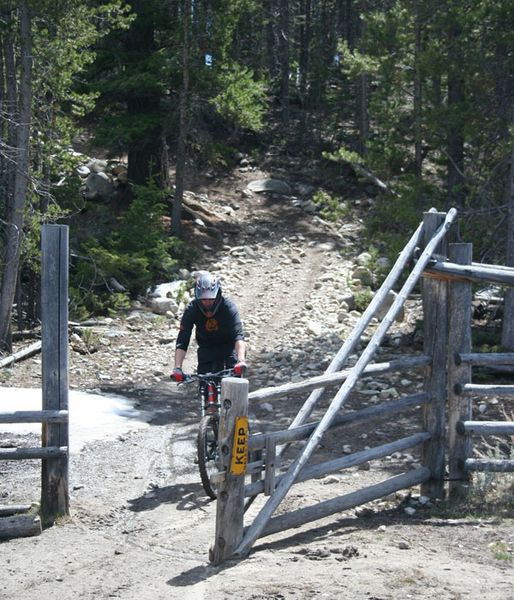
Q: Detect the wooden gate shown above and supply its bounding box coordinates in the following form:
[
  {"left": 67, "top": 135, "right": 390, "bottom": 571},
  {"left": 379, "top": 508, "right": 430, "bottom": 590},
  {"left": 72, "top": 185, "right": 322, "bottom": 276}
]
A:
[
  {"left": 0, "top": 225, "right": 70, "bottom": 537},
  {"left": 211, "top": 209, "right": 461, "bottom": 562}
]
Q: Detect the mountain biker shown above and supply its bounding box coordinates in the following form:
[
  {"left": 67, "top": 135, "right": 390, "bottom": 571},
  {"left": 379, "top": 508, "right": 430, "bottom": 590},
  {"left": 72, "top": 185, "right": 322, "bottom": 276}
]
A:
[{"left": 170, "top": 271, "right": 247, "bottom": 382}]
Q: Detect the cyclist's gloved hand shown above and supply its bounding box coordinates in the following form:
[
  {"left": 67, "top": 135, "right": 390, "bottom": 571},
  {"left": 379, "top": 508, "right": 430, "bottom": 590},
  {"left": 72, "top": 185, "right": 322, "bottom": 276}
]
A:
[
  {"left": 171, "top": 367, "right": 184, "bottom": 382},
  {"left": 233, "top": 361, "right": 247, "bottom": 377}
]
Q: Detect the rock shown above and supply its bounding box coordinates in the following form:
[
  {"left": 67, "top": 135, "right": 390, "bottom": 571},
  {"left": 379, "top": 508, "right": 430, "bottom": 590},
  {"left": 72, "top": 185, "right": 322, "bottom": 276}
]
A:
[
  {"left": 76, "top": 165, "right": 90, "bottom": 178},
  {"left": 322, "top": 476, "right": 339, "bottom": 485},
  {"left": 246, "top": 178, "right": 292, "bottom": 195},
  {"left": 81, "top": 172, "right": 114, "bottom": 200},
  {"left": 149, "top": 298, "right": 178, "bottom": 315},
  {"left": 307, "top": 321, "right": 323, "bottom": 336},
  {"left": 85, "top": 158, "right": 108, "bottom": 173},
  {"left": 376, "top": 256, "right": 390, "bottom": 270},
  {"left": 339, "top": 291, "right": 355, "bottom": 309},
  {"left": 149, "top": 281, "right": 187, "bottom": 300},
  {"left": 375, "top": 290, "right": 405, "bottom": 322},
  {"left": 356, "top": 252, "right": 372, "bottom": 266},
  {"left": 352, "top": 266, "right": 373, "bottom": 286}
]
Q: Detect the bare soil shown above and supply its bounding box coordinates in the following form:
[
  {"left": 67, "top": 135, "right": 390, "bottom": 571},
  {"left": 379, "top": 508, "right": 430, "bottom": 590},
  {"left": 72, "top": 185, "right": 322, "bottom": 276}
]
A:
[{"left": 1, "top": 165, "right": 513, "bottom": 600}]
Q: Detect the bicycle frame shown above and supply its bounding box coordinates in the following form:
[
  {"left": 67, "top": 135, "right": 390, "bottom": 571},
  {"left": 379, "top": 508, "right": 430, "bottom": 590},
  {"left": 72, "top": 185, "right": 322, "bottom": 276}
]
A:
[
  {"left": 181, "top": 368, "right": 235, "bottom": 417},
  {"left": 200, "top": 379, "right": 221, "bottom": 417},
  {"left": 179, "top": 368, "right": 236, "bottom": 499}
]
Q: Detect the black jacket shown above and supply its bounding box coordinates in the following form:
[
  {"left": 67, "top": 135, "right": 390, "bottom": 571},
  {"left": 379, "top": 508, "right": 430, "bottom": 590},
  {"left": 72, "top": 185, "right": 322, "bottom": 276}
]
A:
[{"left": 176, "top": 296, "right": 245, "bottom": 352}]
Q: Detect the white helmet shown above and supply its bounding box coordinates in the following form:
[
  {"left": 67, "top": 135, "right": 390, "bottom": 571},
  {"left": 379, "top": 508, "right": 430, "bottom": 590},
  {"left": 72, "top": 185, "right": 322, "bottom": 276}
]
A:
[{"left": 195, "top": 272, "right": 222, "bottom": 314}]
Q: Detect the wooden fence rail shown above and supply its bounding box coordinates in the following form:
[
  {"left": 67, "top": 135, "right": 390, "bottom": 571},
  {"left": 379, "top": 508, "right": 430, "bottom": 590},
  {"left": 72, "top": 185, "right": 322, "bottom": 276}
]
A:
[
  {"left": 0, "top": 410, "right": 69, "bottom": 424},
  {"left": 257, "top": 468, "right": 431, "bottom": 540},
  {"left": 0, "top": 447, "right": 68, "bottom": 460},
  {"left": 455, "top": 352, "right": 514, "bottom": 366},
  {"left": 248, "top": 392, "right": 430, "bottom": 451},
  {"left": 456, "top": 383, "right": 514, "bottom": 397},
  {"left": 456, "top": 421, "right": 514, "bottom": 436},
  {"left": 248, "top": 355, "right": 430, "bottom": 403},
  {"left": 425, "top": 260, "right": 514, "bottom": 287},
  {"left": 465, "top": 459, "right": 514, "bottom": 472},
  {"left": 245, "top": 432, "right": 431, "bottom": 497}
]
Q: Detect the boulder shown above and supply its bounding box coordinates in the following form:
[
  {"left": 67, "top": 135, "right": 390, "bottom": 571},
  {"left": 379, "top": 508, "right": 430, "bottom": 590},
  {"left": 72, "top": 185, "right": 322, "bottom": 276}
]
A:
[
  {"left": 246, "top": 178, "right": 292, "bottom": 195},
  {"left": 148, "top": 280, "right": 187, "bottom": 300},
  {"left": 85, "top": 158, "right": 108, "bottom": 173},
  {"left": 148, "top": 297, "right": 178, "bottom": 316},
  {"left": 352, "top": 265, "right": 373, "bottom": 286},
  {"left": 76, "top": 165, "right": 91, "bottom": 178},
  {"left": 375, "top": 290, "right": 405, "bottom": 322},
  {"left": 81, "top": 172, "right": 114, "bottom": 200}
]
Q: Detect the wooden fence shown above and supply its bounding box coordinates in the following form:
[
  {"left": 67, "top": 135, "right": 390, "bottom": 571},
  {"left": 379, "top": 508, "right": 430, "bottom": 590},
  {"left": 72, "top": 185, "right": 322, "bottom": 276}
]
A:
[
  {"left": 211, "top": 209, "right": 514, "bottom": 563},
  {"left": 0, "top": 224, "right": 70, "bottom": 537},
  {"left": 430, "top": 242, "right": 514, "bottom": 496},
  {"left": 2, "top": 213, "right": 512, "bottom": 552}
]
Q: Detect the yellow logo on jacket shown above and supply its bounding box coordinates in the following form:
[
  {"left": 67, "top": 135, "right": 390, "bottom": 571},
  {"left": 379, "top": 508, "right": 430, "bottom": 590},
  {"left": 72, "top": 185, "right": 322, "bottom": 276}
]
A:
[{"left": 205, "top": 318, "right": 219, "bottom": 332}]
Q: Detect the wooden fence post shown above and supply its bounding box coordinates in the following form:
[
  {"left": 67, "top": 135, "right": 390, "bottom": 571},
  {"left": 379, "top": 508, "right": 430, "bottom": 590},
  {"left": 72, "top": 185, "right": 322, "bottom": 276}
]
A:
[
  {"left": 40, "top": 224, "right": 69, "bottom": 526},
  {"left": 210, "top": 377, "right": 249, "bottom": 564},
  {"left": 421, "top": 212, "right": 449, "bottom": 499},
  {"left": 447, "top": 243, "right": 473, "bottom": 498}
]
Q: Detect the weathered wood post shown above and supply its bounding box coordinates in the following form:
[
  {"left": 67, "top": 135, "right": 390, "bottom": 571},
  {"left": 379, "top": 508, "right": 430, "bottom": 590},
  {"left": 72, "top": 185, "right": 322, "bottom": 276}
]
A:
[
  {"left": 421, "top": 211, "right": 450, "bottom": 499},
  {"left": 210, "top": 376, "right": 249, "bottom": 564},
  {"left": 40, "top": 224, "right": 70, "bottom": 526},
  {"left": 447, "top": 243, "right": 473, "bottom": 498}
]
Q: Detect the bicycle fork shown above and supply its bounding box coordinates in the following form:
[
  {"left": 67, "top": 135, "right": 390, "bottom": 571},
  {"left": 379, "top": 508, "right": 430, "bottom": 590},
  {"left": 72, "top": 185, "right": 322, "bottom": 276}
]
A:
[{"left": 201, "top": 381, "right": 221, "bottom": 417}]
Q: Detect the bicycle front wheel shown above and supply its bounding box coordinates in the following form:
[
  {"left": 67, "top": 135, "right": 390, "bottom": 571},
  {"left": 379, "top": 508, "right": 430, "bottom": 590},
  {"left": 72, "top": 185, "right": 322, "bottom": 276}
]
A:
[{"left": 197, "top": 414, "right": 219, "bottom": 499}]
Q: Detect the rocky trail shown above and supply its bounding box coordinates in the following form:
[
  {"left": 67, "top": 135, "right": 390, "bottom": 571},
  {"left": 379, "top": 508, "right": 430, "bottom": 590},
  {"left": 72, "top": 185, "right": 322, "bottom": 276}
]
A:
[{"left": 0, "top": 163, "right": 513, "bottom": 600}]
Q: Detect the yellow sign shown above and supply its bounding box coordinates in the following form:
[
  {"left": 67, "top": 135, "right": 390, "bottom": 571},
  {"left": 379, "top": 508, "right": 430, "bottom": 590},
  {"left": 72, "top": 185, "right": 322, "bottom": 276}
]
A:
[{"left": 230, "top": 416, "right": 248, "bottom": 475}]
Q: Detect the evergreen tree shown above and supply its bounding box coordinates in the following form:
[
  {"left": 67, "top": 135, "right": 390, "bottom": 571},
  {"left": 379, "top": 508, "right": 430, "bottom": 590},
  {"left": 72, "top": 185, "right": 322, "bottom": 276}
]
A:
[{"left": 0, "top": 0, "right": 131, "bottom": 351}]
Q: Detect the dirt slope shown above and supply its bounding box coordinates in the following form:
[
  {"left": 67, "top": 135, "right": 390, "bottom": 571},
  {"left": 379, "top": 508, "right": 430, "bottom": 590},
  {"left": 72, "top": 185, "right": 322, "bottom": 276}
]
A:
[{"left": 1, "top": 164, "right": 513, "bottom": 600}]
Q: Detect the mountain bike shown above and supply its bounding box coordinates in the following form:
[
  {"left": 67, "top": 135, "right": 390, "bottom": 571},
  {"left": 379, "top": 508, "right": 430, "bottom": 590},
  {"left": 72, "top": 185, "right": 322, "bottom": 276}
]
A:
[{"left": 180, "top": 368, "right": 237, "bottom": 499}]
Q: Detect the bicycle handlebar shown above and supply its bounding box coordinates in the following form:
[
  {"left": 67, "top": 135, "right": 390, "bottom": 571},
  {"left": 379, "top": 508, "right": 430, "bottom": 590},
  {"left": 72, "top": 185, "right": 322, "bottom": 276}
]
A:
[{"left": 180, "top": 368, "right": 236, "bottom": 384}]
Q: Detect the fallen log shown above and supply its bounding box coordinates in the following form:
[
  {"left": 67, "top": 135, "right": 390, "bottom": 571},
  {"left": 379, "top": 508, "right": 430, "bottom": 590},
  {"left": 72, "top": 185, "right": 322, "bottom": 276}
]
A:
[
  {"left": 0, "top": 341, "right": 42, "bottom": 369},
  {"left": 12, "top": 330, "right": 41, "bottom": 342},
  {"left": 0, "top": 504, "right": 33, "bottom": 517},
  {"left": 0, "top": 514, "right": 42, "bottom": 539}
]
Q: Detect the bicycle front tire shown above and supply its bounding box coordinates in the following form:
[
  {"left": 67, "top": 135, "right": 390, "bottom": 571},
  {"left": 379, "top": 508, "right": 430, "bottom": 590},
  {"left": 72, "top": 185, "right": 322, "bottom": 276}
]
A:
[{"left": 197, "top": 414, "right": 219, "bottom": 500}]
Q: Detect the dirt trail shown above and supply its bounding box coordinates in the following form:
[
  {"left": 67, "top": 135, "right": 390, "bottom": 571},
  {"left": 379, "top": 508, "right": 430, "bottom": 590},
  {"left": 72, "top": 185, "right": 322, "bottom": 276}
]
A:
[{"left": 1, "top": 168, "right": 513, "bottom": 600}]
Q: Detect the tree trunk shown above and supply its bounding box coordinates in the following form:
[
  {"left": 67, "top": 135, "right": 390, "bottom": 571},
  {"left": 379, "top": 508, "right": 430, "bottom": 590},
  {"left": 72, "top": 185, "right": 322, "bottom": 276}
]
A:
[
  {"left": 172, "top": 0, "right": 191, "bottom": 238},
  {"left": 446, "top": 16, "right": 465, "bottom": 209},
  {"left": 501, "top": 107, "right": 514, "bottom": 349},
  {"left": 278, "top": 0, "right": 290, "bottom": 126},
  {"left": 298, "top": 0, "right": 311, "bottom": 105},
  {"left": 265, "top": 0, "right": 277, "bottom": 83},
  {"left": 1, "top": 16, "right": 18, "bottom": 222},
  {"left": 124, "top": 0, "right": 162, "bottom": 190},
  {"left": 0, "top": 2, "right": 32, "bottom": 353},
  {"left": 357, "top": 1, "right": 369, "bottom": 155},
  {"left": 0, "top": 43, "right": 5, "bottom": 187},
  {"left": 413, "top": 2, "right": 423, "bottom": 187}
]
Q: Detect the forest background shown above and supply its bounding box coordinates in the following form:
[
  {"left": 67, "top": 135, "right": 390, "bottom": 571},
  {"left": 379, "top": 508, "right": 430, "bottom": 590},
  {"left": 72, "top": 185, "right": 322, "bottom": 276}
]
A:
[{"left": 1, "top": 0, "right": 513, "bottom": 354}]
